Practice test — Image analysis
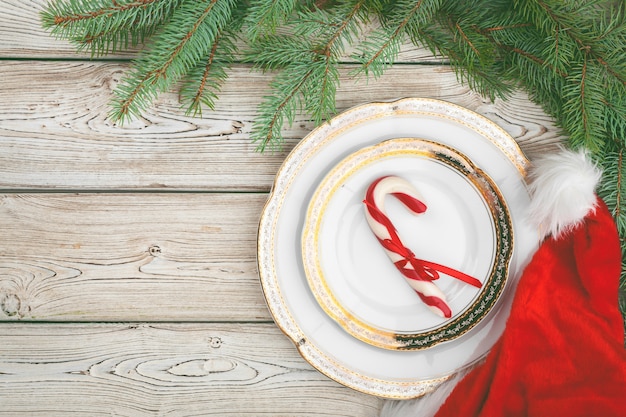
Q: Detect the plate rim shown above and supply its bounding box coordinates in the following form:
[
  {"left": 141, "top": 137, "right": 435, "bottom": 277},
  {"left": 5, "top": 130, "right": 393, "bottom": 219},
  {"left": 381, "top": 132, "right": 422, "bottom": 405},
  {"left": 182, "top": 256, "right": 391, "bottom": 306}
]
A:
[{"left": 301, "top": 137, "right": 514, "bottom": 350}]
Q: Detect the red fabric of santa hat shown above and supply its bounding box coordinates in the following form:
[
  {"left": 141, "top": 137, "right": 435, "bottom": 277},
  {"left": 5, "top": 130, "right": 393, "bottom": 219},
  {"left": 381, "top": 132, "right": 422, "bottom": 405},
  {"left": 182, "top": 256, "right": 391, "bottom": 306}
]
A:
[{"left": 383, "top": 148, "right": 626, "bottom": 417}]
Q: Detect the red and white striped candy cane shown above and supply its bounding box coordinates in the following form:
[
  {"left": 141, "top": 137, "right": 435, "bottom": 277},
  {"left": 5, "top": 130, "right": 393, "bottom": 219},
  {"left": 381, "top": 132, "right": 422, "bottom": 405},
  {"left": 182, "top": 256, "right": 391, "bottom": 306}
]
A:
[{"left": 363, "top": 175, "right": 482, "bottom": 319}]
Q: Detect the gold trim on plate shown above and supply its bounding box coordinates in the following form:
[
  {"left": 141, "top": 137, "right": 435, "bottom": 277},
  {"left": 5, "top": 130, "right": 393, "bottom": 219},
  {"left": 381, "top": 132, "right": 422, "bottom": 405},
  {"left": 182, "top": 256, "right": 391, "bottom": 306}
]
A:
[{"left": 257, "top": 98, "right": 533, "bottom": 399}]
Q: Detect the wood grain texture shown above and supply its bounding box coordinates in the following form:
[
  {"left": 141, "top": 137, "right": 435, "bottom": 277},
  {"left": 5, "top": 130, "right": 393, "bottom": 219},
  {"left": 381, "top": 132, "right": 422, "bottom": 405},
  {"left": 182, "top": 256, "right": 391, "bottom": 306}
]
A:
[
  {"left": 0, "top": 322, "right": 383, "bottom": 416},
  {"left": 0, "top": 193, "right": 272, "bottom": 322},
  {"left": 0, "top": 3, "right": 567, "bottom": 415},
  {"left": 0, "top": 61, "right": 563, "bottom": 191},
  {"left": 0, "top": 0, "right": 439, "bottom": 62}
]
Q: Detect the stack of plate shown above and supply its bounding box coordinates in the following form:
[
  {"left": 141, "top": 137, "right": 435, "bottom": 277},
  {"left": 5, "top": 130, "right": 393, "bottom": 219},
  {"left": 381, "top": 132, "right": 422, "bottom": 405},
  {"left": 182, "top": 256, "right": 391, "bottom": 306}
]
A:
[{"left": 257, "top": 98, "right": 539, "bottom": 399}]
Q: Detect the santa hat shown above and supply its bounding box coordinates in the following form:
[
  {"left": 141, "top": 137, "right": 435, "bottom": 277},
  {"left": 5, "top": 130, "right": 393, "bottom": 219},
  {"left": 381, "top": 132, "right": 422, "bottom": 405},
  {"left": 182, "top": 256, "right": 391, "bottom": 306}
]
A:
[{"left": 381, "top": 148, "right": 626, "bottom": 417}]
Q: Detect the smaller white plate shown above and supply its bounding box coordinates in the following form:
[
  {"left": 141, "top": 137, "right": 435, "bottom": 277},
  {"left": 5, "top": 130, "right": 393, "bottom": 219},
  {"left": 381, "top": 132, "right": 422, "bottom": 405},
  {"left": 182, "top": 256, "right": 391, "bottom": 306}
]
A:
[
  {"left": 258, "top": 98, "right": 539, "bottom": 398},
  {"left": 302, "top": 139, "right": 513, "bottom": 350}
]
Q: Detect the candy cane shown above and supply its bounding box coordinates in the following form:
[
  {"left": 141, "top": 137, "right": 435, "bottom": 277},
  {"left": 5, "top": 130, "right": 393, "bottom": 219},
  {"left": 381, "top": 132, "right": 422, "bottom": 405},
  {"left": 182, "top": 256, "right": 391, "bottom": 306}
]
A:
[{"left": 363, "top": 176, "right": 482, "bottom": 319}]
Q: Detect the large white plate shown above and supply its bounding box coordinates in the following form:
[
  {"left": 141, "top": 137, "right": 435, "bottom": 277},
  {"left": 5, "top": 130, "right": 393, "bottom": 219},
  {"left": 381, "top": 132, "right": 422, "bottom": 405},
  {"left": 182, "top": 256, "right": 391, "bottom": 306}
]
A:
[
  {"left": 257, "top": 98, "right": 538, "bottom": 398},
  {"left": 301, "top": 138, "right": 513, "bottom": 350}
]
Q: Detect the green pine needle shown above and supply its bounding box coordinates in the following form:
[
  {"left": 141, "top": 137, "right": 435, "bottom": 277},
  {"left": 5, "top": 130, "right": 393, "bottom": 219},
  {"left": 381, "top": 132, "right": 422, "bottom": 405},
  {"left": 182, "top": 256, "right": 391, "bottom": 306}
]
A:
[
  {"left": 596, "top": 142, "right": 626, "bottom": 333},
  {"left": 41, "top": 0, "right": 184, "bottom": 56},
  {"left": 249, "top": 0, "right": 370, "bottom": 149},
  {"left": 109, "top": 0, "right": 238, "bottom": 123},
  {"left": 355, "top": 0, "right": 443, "bottom": 77},
  {"left": 251, "top": 62, "right": 313, "bottom": 152},
  {"left": 180, "top": 29, "right": 238, "bottom": 116},
  {"left": 244, "top": 0, "right": 301, "bottom": 40}
]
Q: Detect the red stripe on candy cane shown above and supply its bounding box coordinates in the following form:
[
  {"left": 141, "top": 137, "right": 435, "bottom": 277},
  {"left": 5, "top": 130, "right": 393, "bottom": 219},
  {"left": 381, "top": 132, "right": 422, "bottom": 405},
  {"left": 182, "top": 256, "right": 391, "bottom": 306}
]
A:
[{"left": 363, "top": 176, "right": 482, "bottom": 319}]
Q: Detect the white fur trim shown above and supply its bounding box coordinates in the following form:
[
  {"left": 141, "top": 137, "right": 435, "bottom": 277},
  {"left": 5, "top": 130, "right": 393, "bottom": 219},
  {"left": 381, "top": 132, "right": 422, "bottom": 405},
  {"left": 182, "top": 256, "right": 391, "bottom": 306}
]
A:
[{"left": 527, "top": 148, "right": 601, "bottom": 240}]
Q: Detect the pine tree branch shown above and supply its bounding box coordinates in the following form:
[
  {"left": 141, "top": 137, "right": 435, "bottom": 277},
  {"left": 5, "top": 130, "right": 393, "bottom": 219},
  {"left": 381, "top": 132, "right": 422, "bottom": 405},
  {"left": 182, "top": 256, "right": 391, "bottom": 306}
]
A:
[
  {"left": 180, "top": 15, "right": 240, "bottom": 116},
  {"left": 597, "top": 137, "right": 626, "bottom": 328},
  {"left": 252, "top": 66, "right": 315, "bottom": 152},
  {"left": 41, "top": 0, "right": 182, "bottom": 56},
  {"left": 47, "top": 0, "right": 160, "bottom": 24},
  {"left": 509, "top": 46, "right": 565, "bottom": 77},
  {"left": 310, "top": 0, "right": 366, "bottom": 123},
  {"left": 524, "top": 0, "right": 626, "bottom": 84},
  {"left": 476, "top": 25, "right": 569, "bottom": 78},
  {"left": 195, "top": 36, "right": 221, "bottom": 106},
  {"left": 408, "top": 3, "right": 514, "bottom": 99},
  {"left": 110, "top": 0, "right": 236, "bottom": 122},
  {"left": 452, "top": 20, "right": 480, "bottom": 57},
  {"left": 580, "top": 56, "right": 590, "bottom": 145},
  {"left": 182, "top": 30, "right": 227, "bottom": 116},
  {"left": 577, "top": 36, "right": 626, "bottom": 86},
  {"left": 357, "top": 0, "right": 442, "bottom": 76},
  {"left": 534, "top": 0, "right": 562, "bottom": 31},
  {"left": 245, "top": 0, "right": 300, "bottom": 40},
  {"left": 250, "top": 0, "right": 368, "bottom": 147},
  {"left": 597, "top": 141, "right": 626, "bottom": 240},
  {"left": 596, "top": 55, "right": 626, "bottom": 86},
  {"left": 482, "top": 23, "right": 532, "bottom": 32},
  {"left": 359, "top": 3, "right": 416, "bottom": 72},
  {"left": 156, "top": 2, "right": 218, "bottom": 79},
  {"left": 320, "top": 0, "right": 365, "bottom": 56},
  {"left": 616, "top": 148, "right": 623, "bottom": 222}
]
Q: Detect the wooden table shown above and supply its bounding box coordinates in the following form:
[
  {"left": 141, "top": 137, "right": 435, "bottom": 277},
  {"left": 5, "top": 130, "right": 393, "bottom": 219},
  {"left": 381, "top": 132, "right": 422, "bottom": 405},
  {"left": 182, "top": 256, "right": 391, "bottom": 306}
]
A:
[{"left": 0, "top": 2, "right": 562, "bottom": 415}]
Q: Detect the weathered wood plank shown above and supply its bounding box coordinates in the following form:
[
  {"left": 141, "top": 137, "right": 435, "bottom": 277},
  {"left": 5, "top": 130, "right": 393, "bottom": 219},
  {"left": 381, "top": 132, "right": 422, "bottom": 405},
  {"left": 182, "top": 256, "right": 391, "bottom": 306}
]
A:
[
  {"left": 0, "top": 322, "right": 383, "bottom": 416},
  {"left": 0, "top": 0, "right": 137, "bottom": 58},
  {"left": 0, "top": 193, "right": 273, "bottom": 322},
  {"left": 0, "top": 0, "right": 438, "bottom": 62},
  {"left": 0, "top": 61, "right": 563, "bottom": 191}
]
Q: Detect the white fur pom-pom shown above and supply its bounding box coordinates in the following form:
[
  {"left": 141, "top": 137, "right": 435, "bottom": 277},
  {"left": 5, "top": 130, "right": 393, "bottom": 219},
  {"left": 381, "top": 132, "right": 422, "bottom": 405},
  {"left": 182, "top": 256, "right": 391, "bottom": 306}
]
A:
[{"left": 527, "top": 148, "right": 601, "bottom": 240}]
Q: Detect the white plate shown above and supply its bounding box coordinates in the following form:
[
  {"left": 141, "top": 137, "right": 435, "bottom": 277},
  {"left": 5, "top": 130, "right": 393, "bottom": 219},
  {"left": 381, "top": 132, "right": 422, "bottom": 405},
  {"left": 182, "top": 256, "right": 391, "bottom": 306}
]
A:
[
  {"left": 258, "top": 98, "right": 538, "bottom": 398},
  {"left": 302, "top": 138, "right": 513, "bottom": 350}
]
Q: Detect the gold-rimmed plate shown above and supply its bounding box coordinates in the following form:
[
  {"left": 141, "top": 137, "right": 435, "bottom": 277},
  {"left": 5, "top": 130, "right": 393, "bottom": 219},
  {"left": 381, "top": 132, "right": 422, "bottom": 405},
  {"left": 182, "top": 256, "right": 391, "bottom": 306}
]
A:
[
  {"left": 257, "top": 98, "right": 539, "bottom": 398},
  {"left": 302, "top": 138, "right": 513, "bottom": 350}
]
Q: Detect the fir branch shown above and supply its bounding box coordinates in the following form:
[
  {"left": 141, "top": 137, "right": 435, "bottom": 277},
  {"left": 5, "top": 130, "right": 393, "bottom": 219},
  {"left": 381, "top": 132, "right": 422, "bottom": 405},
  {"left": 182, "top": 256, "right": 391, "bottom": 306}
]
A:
[
  {"left": 41, "top": 0, "right": 183, "bottom": 56},
  {"left": 306, "top": 58, "right": 340, "bottom": 125},
  {"left": 414, "top": 24, "right": 512, "bottom": 100},
  {"left": 43, "top": 0, "right": 162, "bottom": 25},
  {"left": 596, "top": 141, "right": 626, "bottom": 324},
  {"left": 110, "top": 0, "right": 237, "bottom": 122},
  {"left": 180, "top": 29, "right": 238, "bottom": 116},
  {"left": 535, "top": 0, "right": 625, "bottom": 82},
  {"left": 453, "top": 20, "right": 480, "bottom": 57},
  {"left": 249, "top": 0, "right": 369, "bottom": 148},
  {"left": 565, "top": 55, "right": 601, "bottom": 150},
  {"left": 410, "top": 2, "right": 515, "bottom": 99},
  {"left": 245, "top": 35, "right": 318, "bottom": 70},
  {"left": 302, "top": 0, "right": 368, "bottom": 123},
  {"left": 252, "top": 64, "right": 315, "bottom": 152},
  {"left": 601, "top": 146, "right": 625, "bottom": 233},
  {"left": 314, "top": 0, "right": 367, "bottom": 56},
  {"left": 503, "top": 1, "right": 625, "bottom": 152},
  {"left": 575, "top": 32, "right": 626, "bottom": 88},
  {"left": 356, "top": 0, "right": 443, "bottom": 76},
  {"left": 604, "top": 81, "right": 626, "bottom": 144},
  {"left": 244, "top": 0, "right": 301, "bottom": 40},
  {"left": 480, "top": 23, "right": 569, "bottom": 78}
]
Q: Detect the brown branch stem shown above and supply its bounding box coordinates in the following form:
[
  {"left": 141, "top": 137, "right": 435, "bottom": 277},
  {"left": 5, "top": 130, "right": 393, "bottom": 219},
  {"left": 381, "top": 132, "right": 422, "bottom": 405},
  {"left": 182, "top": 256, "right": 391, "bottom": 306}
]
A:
[
  {"left": 362, "top": 0, "right": 423, "bottom": 69},
  {"left": 54, "top": 0, "right": 160, "bottom": 25},
  {"left": 192, "top": 32, "right": 222, "bottom": 108},
  {"left": 117, "top": 0, "right": 219, "bottom": 118},
  {"left": 262, "top": 68, "right": 315, "bottom": 149}
]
